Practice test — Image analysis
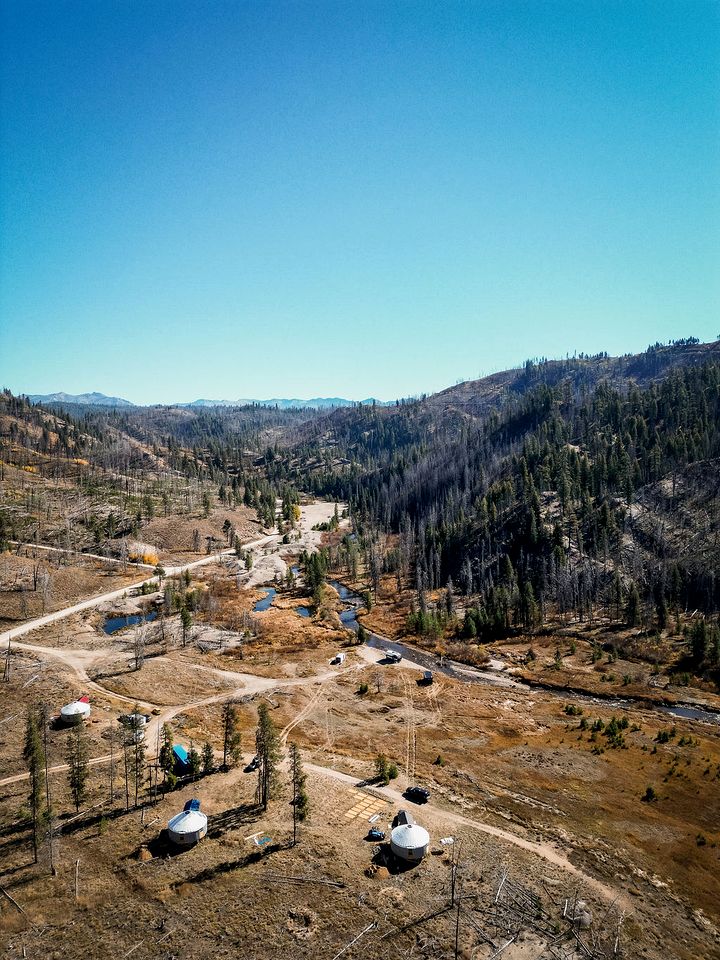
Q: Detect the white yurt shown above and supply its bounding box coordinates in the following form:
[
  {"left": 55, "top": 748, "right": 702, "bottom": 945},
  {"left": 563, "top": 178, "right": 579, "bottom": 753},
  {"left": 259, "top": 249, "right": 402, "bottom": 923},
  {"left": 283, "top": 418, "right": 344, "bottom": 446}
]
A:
[
  {"left": 60, "top": 698, "right": 91, "bottom": 726},
  {"left": 390, "top": 822, "right": 430, "bottom": 862},
  {"left": 167, "top": 799, "right": 207, "bottom": 846}
]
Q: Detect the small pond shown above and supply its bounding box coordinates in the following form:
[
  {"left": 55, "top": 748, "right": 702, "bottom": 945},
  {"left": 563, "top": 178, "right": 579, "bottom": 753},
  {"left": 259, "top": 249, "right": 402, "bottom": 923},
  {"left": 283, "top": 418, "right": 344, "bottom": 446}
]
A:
[
  {"left": 103, "top": 611, "right": 158, "bottom": 635},
  {"left": 295, "top": 606, "right": 311, "bottom": 618}
]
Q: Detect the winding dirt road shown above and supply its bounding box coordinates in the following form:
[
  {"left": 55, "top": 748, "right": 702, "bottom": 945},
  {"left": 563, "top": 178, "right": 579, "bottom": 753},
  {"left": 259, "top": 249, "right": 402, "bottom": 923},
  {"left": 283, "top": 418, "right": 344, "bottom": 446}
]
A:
[
  {"left": 0, "top": 510, "right": 626, "bottom": 907},
  {"left": 0, "top": 531, "right": 278, "bottom": 650},
  {"left": 304, "top": 763, "right": 625, "bottom": 907}
]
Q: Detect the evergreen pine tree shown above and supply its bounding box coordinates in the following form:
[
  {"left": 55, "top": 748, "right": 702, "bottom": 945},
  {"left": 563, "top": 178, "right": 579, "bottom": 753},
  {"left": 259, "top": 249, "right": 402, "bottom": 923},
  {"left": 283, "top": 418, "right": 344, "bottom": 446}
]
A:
[
  {"left": 256, "top": 702, "right": 281, "bottom": 810},
  {"left": 23, "top": 707, "right": 45, "bottom": 863},
  {"left": 66, "top": 723, "right": 89, "bottom": 812}
]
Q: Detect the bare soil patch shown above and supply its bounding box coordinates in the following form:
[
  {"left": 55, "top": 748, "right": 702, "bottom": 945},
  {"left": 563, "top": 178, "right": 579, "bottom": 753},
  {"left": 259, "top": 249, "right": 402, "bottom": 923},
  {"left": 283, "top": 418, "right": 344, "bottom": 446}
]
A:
[{"left": 0, "top": 551, "right": 142, "bottom": 630}]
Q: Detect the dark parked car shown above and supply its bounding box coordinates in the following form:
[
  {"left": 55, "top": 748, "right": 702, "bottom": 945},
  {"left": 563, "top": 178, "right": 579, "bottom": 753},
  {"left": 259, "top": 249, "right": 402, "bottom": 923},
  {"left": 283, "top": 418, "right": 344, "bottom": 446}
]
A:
[
  {"left": 245, "top": 755, "right": 260, "bottom": 772},
  {"left": 367, "top": 827, "right": 386, "bottom": 841},
  {"left": 405, "top": 786, "right": 430, "bottom": 803}
]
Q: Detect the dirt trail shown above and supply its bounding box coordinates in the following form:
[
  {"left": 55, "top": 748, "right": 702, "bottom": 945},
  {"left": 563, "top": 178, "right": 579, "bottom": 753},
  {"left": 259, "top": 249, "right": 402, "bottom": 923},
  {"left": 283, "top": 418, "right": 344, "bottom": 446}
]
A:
[
  {"left": 402, "top": 672, "right": 417, "bottom": 784},
  {"left": 0, "top": 532, "right": 278, "bottom": 650},
  {"left": 0, "top": 662, "right": 351, "bottom": 788},
  {"left": 0, "top": 501, "right": 629, "bottom": 909},
  {"left": 304, "top": 762, "right": 627, "bottom": 908},
  {"left": 280, "top": 680, "right": 327, "bottom": 743},
  {"left": 9, "top": 540, "right": 157, "bottom": 569}
]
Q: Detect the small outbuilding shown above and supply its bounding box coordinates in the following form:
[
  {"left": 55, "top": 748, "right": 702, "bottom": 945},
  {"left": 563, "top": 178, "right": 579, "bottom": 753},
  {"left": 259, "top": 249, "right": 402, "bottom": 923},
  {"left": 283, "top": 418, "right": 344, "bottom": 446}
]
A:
[
  {"left": 390, "top": 822, "right": 430, "bottom": 862},
  {"left": 172, "top": 744, "right": 190, "bottom": 776},
  {"left": 60, "top": 696, "right": 91, "bottom": 726},
  {"left": 167, "top": 799, "right": 207, "bottom": 846},
  {"left": 394, "top": 809, "right": 416, "bottom": 827}
]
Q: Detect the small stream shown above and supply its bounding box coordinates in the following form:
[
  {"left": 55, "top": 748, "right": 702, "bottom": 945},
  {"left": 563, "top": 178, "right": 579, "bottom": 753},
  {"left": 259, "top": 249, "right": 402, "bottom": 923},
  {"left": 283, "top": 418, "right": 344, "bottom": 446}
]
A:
[
  {"left": 326, "top": 580, "right": 720, "bottom": 725},
  {"left": 254, "top": 587, "right": 276, "bottom": 612},
  {"left": 254, "top": 586, "right": 311, "bottom": 619}
]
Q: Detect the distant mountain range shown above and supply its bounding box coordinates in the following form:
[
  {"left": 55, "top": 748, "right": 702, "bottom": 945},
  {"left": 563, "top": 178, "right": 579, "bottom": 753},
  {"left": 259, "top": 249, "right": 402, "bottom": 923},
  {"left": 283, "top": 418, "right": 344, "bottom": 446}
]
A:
[
  {"left": 28, "top": 391, "right": 135, "bottom": 407},
  {"left": 184, "top": 397, "right": 387, "bottom": 409},
  {"left": 28, "top": 392, "right": 388, "bottom": 409}
]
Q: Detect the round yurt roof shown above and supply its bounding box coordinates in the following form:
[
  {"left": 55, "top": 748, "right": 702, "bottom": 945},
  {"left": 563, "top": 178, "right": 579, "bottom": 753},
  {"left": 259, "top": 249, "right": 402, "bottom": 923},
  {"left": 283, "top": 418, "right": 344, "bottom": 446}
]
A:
[
  {"left": 167, "top": 809, "right": 207, "bottom": 836},
  {"left": 390, "top": 823, "right": 430, "bottom": 850},
  {"left": 61, "top": 701, "right": 91, "bottom": 718}
]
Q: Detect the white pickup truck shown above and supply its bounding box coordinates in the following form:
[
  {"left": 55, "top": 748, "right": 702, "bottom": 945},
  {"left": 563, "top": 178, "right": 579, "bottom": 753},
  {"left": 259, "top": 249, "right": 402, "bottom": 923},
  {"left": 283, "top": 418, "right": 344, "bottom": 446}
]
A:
[{"left": 385, "top": 650, "right": 403, "bottom": 663}]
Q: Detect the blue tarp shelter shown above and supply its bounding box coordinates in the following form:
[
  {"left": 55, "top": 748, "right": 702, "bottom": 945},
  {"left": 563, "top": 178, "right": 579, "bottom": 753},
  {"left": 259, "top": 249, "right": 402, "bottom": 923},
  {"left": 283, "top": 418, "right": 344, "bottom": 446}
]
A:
[{"left": 173, "top": 744, "right": 189, "bottom": 775}]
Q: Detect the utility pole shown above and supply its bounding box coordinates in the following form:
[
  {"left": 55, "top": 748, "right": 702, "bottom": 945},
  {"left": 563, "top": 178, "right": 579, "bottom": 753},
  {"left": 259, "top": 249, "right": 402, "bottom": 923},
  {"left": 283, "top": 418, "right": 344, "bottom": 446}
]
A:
[
  {"left": 449, "top": 839, "right": 461, "bottom": 905},
  {"left": 292, "top": 761, "right": 297, "bottom": 846},
  {"left": 450, "top": 843, "right": 456, "bottom": 905},
  {"left": 41, "top": 704, "right": 55, "bottom": 875},
  {"left": 3, "top": 632, "right": 10, "bottom": 681},
  {"left": 109, "top": 723, "right": 116, "bottom": 803},
  {"left": 124, "top": 744, "right": 130, "bottom": 811},
  {"left": 454, "top": 881, "right": 462, "bottom": 960}
]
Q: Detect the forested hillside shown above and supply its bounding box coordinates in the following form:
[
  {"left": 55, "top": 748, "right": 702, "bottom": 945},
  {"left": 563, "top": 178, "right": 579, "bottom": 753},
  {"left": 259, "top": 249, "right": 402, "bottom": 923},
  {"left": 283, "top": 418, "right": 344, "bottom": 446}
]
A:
[
  {"left": 275, "top": 340, "right": 720, "bottom": 668},
  {"left": 0, "top": 392, "right": 303, "bottom": 549},
  {"left": 3, "top": 339, "right": 719, "bottom": 669}
]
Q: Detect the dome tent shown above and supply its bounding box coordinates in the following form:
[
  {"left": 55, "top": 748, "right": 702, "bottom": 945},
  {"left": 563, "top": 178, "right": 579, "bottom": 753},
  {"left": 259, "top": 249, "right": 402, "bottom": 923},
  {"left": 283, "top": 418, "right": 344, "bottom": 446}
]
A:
[
  {"left": 390, "top": 822, "right": 430, "bottom": 862},
  {"left": 167, "top": 799, "right": 207, "bottom": 846}
]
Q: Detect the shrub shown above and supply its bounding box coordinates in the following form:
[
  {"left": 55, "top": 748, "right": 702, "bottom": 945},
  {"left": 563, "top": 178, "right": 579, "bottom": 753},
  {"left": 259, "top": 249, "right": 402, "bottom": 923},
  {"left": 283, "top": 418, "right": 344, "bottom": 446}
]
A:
[
  {"left": 357, "top": 682, "right": 369, "bottom": 696},
  {"left": 641, "top": 785, "right": 657, "bottom": 802},
  {"left": 604, "top": 716, "right": 628, "bottom": 748},
  {"left": 374, "top": 754, "right": 389, "bottom": 784}
]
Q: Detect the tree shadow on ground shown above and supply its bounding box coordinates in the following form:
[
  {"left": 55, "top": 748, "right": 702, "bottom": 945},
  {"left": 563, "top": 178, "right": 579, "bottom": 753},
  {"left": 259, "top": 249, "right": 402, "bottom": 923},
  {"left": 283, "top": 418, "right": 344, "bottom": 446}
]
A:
[
  {"left": 0, "top": 832, "right": 32, "bottom": 864},
  {"left": 0, "top": 861, "right": 32, "bottom": 881},
  {"left": 0, "top": 817, "right": 29, "bottom": 840},
  {"left": 207, "top": 802, "right": 261, "bottom": 838},
  {"left": 59, "top": 803, "right": 133, "bottom": 836},
  {"left": 172, "top": 842, "right": 283, "bottom": 887}
]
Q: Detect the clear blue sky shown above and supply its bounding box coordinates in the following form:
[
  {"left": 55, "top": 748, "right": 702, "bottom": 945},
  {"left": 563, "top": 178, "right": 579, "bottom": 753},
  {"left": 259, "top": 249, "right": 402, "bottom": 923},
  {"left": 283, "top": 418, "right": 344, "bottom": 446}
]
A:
[{"left": 1, "top": 1, "right": 718, "bottom": 404}]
